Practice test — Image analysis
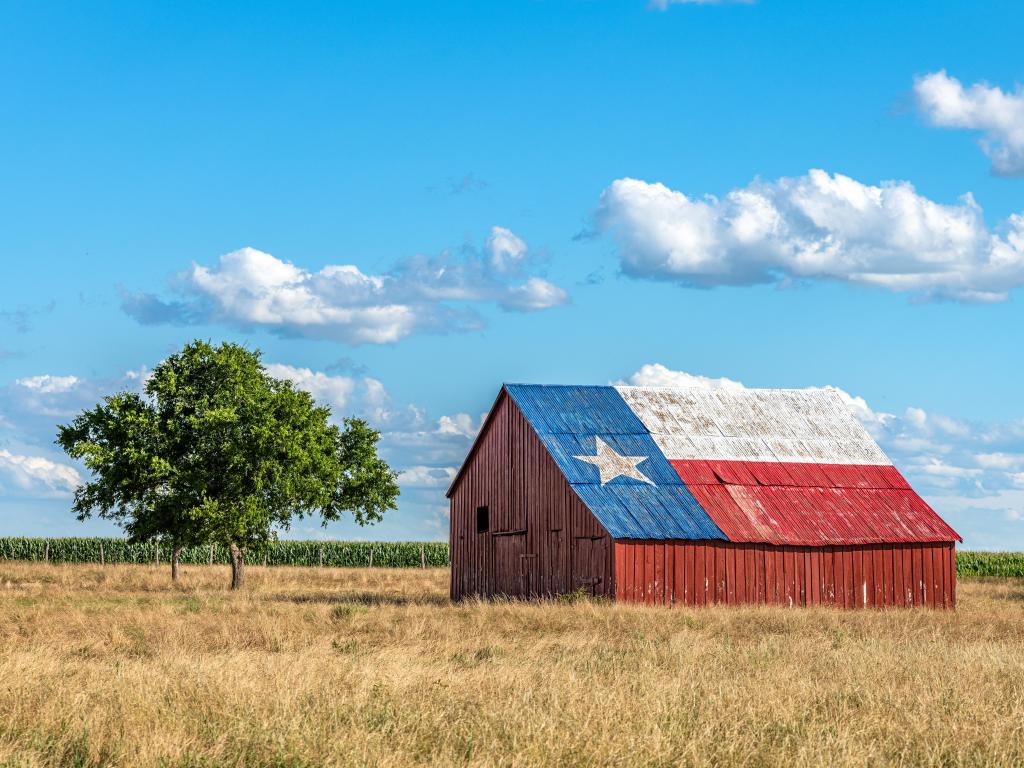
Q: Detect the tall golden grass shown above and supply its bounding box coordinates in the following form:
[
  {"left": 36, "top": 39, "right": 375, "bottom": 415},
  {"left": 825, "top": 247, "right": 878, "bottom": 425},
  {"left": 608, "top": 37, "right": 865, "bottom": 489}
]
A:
[{"left": 1, "top": 562, "right": 1023, "bottom": 767}]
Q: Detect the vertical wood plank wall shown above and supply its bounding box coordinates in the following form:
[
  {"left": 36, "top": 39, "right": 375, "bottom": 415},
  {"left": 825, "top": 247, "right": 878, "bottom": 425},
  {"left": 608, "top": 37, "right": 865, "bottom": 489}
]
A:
[
  {"left": 614, "top": 540, "right": 957, "bottom": 609},
  {"left": 450, "top": 393, "right": 613, "bottom": 600}
]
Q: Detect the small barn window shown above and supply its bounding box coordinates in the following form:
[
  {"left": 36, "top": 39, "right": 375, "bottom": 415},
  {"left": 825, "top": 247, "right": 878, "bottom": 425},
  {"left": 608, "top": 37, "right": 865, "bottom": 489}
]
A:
[{"left": 476, "top": 506, "right": 489, "bottom": 534}]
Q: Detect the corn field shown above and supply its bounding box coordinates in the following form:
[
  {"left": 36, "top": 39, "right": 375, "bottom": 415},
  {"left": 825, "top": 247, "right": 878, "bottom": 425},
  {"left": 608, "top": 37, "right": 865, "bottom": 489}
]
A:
[
  {"left": 0, "top": 537, "right": 449, "bottom": 568},
  {"left": 954, "top": 550, "right": 1024, "bottom": 578}
]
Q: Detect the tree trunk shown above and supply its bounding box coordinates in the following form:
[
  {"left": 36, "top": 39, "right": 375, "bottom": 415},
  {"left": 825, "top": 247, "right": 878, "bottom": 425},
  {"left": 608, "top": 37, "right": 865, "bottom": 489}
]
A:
[
  {"left": 171, "top": 544, "right": 182, "bottom": 582},
  {"left": 229, "top": 543, "right": 245, "bottom": 590}
]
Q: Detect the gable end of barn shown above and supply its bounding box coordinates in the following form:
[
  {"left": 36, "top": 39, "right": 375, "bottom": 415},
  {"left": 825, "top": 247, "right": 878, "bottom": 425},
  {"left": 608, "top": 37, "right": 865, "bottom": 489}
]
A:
[{"left": 447, "top": 387, "right": 614, "bottom": 600}]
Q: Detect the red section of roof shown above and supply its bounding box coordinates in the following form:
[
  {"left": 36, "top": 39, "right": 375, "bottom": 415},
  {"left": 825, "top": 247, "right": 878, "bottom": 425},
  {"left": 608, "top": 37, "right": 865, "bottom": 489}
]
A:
[{"left": 673, "top": 460, "right": 961, "bottom": 545}]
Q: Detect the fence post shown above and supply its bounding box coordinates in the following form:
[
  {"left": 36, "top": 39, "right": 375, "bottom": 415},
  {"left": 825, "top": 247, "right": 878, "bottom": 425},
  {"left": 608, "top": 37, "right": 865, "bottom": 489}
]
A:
[
  {"left": 263, "top": 551, "right": 268, "bottom": 567},
  {"left": 209, "top": 544, "right": 214, "bottom": 566},
  {"left": 369, "top": 546, "right": 374, "bottom": 569},
  {"left": 155, "top": 544, "right": 160, "bottom": 567},
  {"left": 421, "top": 544, "right": 426, "bottom": 569},
  {"left": 100, "top": 542, "right": 104, "bottom": 566},
  {"left": 44, "top": 540, "right": 49, "bottom": 564},
  {"left": 319, "top": 545, "right": 323, "bottom": 568}
]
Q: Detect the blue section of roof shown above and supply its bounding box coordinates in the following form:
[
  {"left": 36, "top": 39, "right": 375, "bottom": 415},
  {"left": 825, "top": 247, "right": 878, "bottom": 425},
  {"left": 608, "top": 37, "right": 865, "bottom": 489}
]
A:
[
  {"left": 508, "top": 383, "right": 648, "bottom": 435},
  {"left": 539, "top": 433, "right": 683, "bottom": 485},
  {"left": 571, "top": 484, "right": 724, "bottom": 539},
  {"left": 504, "top": 384, "right": 727, "bottom": 540}
]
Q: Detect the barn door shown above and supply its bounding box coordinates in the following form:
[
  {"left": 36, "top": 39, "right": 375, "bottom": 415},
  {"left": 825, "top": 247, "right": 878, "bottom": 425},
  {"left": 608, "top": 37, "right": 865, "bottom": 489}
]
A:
[
  {"left": 494, "top": 533, "right": 527, "bottom": 597},
  {"left": 548, "top": 528, "right": 566, "bottom": 595},
  {"left": 573, "top": 536, "right": 607, "bottom": 596},
  {"left": 521, "top": 552, "right": 538, "bottom": 597}
]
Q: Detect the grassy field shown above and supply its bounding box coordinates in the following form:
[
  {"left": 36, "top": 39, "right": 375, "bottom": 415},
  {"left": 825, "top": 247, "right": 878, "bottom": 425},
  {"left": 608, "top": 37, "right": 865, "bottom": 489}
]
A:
[{"left": 1, "top": 564, "right": 1023, "bottom": 767}]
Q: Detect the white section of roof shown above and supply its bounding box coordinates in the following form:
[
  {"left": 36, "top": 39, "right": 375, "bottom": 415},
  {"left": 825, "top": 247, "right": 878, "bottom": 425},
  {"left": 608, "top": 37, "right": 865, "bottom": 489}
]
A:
[{"left": 616, "top": 386, "right": 891, "bottom": 466}]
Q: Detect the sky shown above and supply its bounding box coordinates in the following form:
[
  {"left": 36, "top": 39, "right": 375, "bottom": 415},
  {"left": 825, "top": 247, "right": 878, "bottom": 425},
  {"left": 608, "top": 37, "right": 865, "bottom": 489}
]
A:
[{"left": 2, "top": 0, "right": 1024, "bottom": 548}]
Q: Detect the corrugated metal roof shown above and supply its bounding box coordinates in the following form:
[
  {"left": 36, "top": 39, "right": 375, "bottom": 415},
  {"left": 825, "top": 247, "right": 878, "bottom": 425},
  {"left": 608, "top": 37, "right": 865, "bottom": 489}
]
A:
[
  {"left": 616, "top": 386, "right": 890, "bottom": 464},
  {"left": 505, "top": 384, "right": 727, "bottom": 540},
  {"left": 501, "top": 383, "right": 960, "bottom": 544},
  {"left": 685, "top": 471, "right": 959, "bottom": 545}
]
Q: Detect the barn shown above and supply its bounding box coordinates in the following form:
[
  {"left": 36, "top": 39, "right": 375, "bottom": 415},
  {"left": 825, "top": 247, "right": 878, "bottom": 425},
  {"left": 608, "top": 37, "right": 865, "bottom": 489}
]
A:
[{"left": 447, "top": 384, "right": 961, "bottom": 608}]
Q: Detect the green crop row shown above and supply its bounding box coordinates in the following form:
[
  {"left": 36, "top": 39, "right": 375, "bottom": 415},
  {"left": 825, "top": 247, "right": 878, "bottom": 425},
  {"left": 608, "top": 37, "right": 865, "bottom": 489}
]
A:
[
  {"left": 0, "top": 537, "right": 449, "bottom": 568},
  {"left": 954, "top": 550, "right": 1024, "bottom": 578}
]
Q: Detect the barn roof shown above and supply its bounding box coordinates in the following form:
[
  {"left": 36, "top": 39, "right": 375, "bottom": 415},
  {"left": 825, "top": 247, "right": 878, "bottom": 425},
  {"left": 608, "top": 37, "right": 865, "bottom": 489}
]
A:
[{"left": 451, "top": 384, "right": 960, "bottom": 546}]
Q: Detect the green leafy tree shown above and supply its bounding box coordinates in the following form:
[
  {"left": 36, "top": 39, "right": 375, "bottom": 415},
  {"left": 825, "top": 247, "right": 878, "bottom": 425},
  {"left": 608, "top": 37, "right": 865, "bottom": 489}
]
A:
[{"left": 57, "top": 340, "right": 400, "bottom": 588}]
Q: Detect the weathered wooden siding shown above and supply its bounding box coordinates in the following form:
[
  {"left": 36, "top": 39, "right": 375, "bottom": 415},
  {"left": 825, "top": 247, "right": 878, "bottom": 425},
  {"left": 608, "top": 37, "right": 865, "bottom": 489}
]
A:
[
  {"left": 614, "top": 540, "right": 956, "bottom": 609},
  {"left": 449, "top": 392, "right": 613, "bottom": 600}
]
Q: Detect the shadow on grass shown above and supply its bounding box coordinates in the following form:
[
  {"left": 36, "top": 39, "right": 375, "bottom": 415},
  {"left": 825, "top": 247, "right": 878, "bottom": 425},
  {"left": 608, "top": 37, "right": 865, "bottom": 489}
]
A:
[
  {"left": 994, "top": 586, "right": 1024, "bottom": 602},
  {"left": 267, "top": 592, "right": 451, "bottom": 607}
]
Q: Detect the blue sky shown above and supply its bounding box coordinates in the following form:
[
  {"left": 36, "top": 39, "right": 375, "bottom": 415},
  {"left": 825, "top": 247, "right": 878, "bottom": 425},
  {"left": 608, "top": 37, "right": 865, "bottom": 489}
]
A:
[{"left": 2, "top": 0, "right": 1024, "bottom": 547}]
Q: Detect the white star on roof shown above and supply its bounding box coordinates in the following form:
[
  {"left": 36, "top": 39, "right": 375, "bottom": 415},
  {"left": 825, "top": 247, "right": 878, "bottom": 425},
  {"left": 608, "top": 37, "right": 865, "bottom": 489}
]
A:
[{"left": 575, "top": 436, "right": 655, "bottom": 486}]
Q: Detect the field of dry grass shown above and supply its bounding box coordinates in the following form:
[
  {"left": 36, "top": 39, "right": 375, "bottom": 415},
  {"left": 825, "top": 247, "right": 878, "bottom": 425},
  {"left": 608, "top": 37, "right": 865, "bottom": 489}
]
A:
[{"left": 1, "top": 563, "right": 1023, "bottom": 767}]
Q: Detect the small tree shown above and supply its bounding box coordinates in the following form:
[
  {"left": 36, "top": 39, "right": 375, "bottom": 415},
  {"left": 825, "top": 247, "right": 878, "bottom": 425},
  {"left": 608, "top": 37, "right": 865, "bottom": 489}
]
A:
[{"left": 57, "top": 340, "right": 400, "bottom": 588}]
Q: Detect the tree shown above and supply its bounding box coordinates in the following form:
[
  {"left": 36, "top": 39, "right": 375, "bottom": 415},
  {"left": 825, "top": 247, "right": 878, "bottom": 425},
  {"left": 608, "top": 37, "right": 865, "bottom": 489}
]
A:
[{"left": 57, "top": 340, "right": 400, "bottom": 588}]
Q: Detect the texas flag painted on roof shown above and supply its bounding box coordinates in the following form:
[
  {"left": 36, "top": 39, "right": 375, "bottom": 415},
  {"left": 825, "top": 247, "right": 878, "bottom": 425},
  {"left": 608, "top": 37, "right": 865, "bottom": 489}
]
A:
[{"left": 502, "top": 384, "right": 960, "bottom": 546}]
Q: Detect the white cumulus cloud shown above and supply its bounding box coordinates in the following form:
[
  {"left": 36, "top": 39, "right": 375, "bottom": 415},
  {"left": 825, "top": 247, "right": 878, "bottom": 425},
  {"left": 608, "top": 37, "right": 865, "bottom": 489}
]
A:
[
  {"left": 501, "top": 277, "right": 569, "bottom": 311},
  {"left": 15, "top": 375, "right": 80, "bottom": 393},
  {"left": 914, "top": 70, "right": 1024, "bottom": 176},
  {"left": 437, "top": 413, "right": 481, "bottom": 439},
  {"left": 487, "top": 226, "right": 528, "bottom": 271},
  {"left": 621, "top": 363, "right": 747, "bottom": 392},
  {"left": 258, "top": 362, "right": 479, "bottom": 478},
  {"left": 123, "top": 232, "right": 568, "bottom": 345},
  {"left": 397, "top": 465, "right": 458, "bottom": 488},
  {"left": 0, "top": 449, "right": 81, "bottom": 497},
  {"left": 596, "top": 171, "right": 1024, "bottom": 302},
  {"left": 264, "top": 363, "right": 358, "bottom": 410}
]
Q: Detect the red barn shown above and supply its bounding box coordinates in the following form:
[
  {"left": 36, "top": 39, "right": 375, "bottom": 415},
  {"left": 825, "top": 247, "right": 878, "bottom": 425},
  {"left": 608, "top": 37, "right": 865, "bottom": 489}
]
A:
[{"left": 447, "top": 384, "right": 960, "bottom": 608}]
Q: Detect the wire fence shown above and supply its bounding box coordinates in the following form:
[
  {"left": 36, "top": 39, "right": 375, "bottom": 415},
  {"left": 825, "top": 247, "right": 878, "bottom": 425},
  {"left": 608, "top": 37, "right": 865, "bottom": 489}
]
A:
[{"left": 2, "top": 538, "right": 1023, "bottom": 577}]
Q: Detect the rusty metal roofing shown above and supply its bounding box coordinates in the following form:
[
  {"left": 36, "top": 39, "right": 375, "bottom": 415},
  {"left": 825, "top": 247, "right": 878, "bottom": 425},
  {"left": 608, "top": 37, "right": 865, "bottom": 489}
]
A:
[{"left": 500, "top": 384, "right": 960, "bottom": 545}]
